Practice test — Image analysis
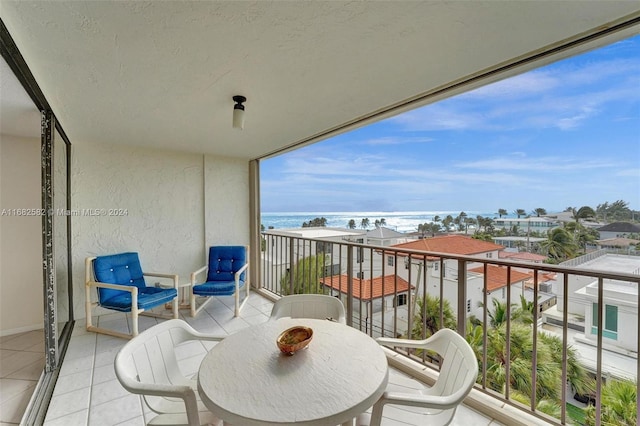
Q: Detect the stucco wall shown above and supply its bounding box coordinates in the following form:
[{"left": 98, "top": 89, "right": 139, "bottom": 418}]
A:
[
  {"left": 70, "top": 143, "right": 250, "bottom": 320},
  {"left": 0, "top": 134, "right": 43, "bottom": 335}
]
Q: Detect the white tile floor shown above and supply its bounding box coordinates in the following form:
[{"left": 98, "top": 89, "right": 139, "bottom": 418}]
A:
[
  {"left": 0, "top": 329, "right": 45, "bottom": 425},
  {"left": 38, "top": 293, "right": 501, "bottom": 426}
]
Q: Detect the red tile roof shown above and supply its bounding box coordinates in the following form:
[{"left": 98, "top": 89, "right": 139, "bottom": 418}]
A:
[
  {"left": 468, "top": 265, "right": 530, "bottom": 292},
  {"left": 499, "top": 251, "right": 547, "bottom": 262},
  {"left": 392, "top": 235, "right": 503, "bottom": 256},
  {"left": 320, "top": 274, "right": 412, "bottom": 300}
]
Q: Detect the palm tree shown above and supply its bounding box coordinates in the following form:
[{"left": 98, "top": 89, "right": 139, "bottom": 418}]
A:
[
  {"left": 514, "top": 209, "right": 527, "bottom": 218},
  {"left": 411, "top": 294, "right": 456, "bottom": 340},
  {"left": 433, "top": 215, "right": 441, "bottom": 224},
  {"left": 417, "top": 223, "right": 427, "bottom": 237},
  {"left": 475, "top": 322, "right": 594, "bottom": 406},
  {"left": 455, "top": 211, "right": 467, "bottom": 232},
  {"left": 360, "top": 218, "right": 370, "bottom": 229},
  {"left": 442, "top": 215, "right": 454, "bottom": 232},
  {"left": 573, "top": 206, "right": 596, "bottom": 223},
  {"left": 379, "top": 218, "right": 387, "bottom": 227},
  {"left": 584, "top": 379, "right": 637, "bottom": 425},
  {"left": 596, "top": 199, "right": 632, "bottom": 222},
  {"left": 532, "top": 208, "right": 547, "bottom": 217},
  {"left": 486, "top": 299, "right": 515, "bottom": 327},
  {"left": 347, "top": 219, "right": 356, "bottom": 229},
  {"left": 512, "top": 294, "right": 535, "bottom": 325},
  {"left": 540, "top": 228, "right": 578, "bottom": 262},
  {"left": 465, "top": 217, "right": 476, "bottom": 234},
  {"left": 498, "top": 208, "right": 508, "bottom": 218}
]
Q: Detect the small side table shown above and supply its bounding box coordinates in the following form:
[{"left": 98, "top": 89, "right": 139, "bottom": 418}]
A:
[{"left": 159, "top": 282, "right": 192, "bottom": 310}]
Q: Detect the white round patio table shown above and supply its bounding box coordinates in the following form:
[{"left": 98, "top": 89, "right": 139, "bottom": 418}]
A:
[{"left": 198, "top": 317, "right": 388, "bottom": 426}]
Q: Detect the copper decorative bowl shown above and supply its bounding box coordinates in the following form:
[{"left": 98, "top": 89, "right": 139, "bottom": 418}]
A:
[{"left": 277, "top": 326, "right": 313, "bottom": 355}]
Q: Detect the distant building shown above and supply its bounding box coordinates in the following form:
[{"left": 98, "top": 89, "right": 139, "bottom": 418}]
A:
[
  {"left": 554, "top": 251, "right": 640, "bottom": 315},
  {"left": 499, "top": 251, "right": 547, "bottom": 263},
  {"left": 596, "top": 222, "right": 640, "bottom": 239},
  {"left": 492, "top": 217, "right": 558, "bottom": 235},
  {"left": 363, "top": 226, "right": 414, "bottom": 246},
  {"left": 493, "top": 236, "right": 546, "bottom": 253},
  {"left": 593, "top": 237, "right": 639, "bottom": 255},
  {"left": 575, "top": 279, "right": 637, "bottom": 354},
  {"left": 321, "top": 274, "right": 413, "bottom": 315}
]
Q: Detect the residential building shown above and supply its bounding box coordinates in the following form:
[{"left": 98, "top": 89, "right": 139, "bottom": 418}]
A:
[
  {"left": 493, "top": 236, "right": 546, "bottom": 253},
  {"left": 492, "top": 217, "right": 558, "bottom": 235},
  {"left": 551, "top": 251, "right": 640, "bottom": 337},
  {"left": 593, "top": 237, "right": 639, "bottom": 255},
  {"left": 597, "top": 222, "right": 640, "bottom": 239},
  {"left": 364, "top": 226, "right": 413, "bottom": 247},
  {"left": 575, "top": 279, "right": 637, "bottom": 354},
  {"left": 320, "top": 275, "right": 413, "bottom": 320}
]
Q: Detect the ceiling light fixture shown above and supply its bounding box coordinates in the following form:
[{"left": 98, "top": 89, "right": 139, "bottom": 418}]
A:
[{"left": 232, "top": 95, "right": 246, "bottom": 130}]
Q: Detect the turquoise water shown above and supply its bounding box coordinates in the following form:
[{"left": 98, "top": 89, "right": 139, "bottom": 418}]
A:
[{"left": 261, "top": 210, "right": 502, "bottom": 233}]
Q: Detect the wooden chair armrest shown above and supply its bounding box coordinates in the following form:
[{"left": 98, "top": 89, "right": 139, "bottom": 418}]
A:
[
  {"left": 190, "top": 265, "right": 208, "bottom": 285},
  {"left": 143, "top": 272, "right": 179, "bottom": 289},
  {"left": 143, "top": 272, "right": 178, "bottom": 280},
  {"left": 234, "top": 262, "right": 249, "bottom": 281},
  {"left": 87, "top": 280, "right": 138, "bottom": 293}
]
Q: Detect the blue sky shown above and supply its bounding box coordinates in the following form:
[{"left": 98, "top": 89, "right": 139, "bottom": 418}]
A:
[{"left": 261, "top": 35, "right": 640, "bottom": 214}]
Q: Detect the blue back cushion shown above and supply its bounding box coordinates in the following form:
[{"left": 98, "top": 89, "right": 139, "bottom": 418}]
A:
[
  {"left": 206, "top": 246, "right": 246, "bottom": 282},
  {"left": 93, "top": 252, "right": 146, "bottom": 303}
]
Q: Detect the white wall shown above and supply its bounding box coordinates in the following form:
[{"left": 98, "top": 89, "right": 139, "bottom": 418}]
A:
[
  {"left": 71, "top": 142, "right": 250, "bottom": 319},
  {"left": 204, "top": 155, "right": 250, "bottom": 247},
  {"left": 0, "top": 135, "right": 43, "bottom": 335}
]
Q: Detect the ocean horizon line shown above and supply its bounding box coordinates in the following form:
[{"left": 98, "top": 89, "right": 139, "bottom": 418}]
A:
[{"left": 259, "top": 210, "right": 560, "bottom": 232}]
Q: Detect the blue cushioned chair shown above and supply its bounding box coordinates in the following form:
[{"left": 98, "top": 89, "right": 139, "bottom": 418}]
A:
[
  {"left": 85, "top": 252, "right": 179, "bottom": 339},
  {"left": 190, "top": 246, "right": 249, "bottom": 318}
]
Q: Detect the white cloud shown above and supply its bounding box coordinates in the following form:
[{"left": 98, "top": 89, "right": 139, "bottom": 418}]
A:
[{"left": 456, "top": 155, "right": 617, "bottom": 172}]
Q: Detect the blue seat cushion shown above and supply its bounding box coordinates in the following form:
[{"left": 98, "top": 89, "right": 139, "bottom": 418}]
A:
[
  {"left": 100, "top": 286, "right": 178, "bottom": 312},
  {"left": 206, "top": 246, "right": 246, "bottom": 282},
  {"left": 93, "top": 252, "right": 176, "bottom": 311},
  {"left": 193, "top": 280, "right": 245, "bottom": 297}
]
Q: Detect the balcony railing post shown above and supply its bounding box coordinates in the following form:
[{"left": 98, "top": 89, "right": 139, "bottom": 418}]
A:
[
  {"left": 346, "top": 245, "right": 353, "bottom": 327},
  {"left": 288, "top": 238, "right": 294, "bottom": 295},
  {"left": 457, "top": 258, "right": 466, "bottom": 336}
]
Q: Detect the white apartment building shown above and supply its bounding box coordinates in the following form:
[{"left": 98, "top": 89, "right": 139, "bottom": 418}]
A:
[{"left": 492, "top": 217, "right": 558, "bottom": 235}]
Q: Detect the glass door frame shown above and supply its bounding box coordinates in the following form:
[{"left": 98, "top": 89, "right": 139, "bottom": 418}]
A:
[{"left": 1, "top": 19, "right": 74, "bottom": 424}]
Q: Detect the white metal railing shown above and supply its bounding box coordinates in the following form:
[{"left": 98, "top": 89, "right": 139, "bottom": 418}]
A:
[{"left": 260, "top": 231, "right": 640, "bottom": 426}]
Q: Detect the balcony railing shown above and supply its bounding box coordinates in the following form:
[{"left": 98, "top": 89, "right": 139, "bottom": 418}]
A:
[{"left": 260, "top": 230, "right": 640, "bottom": 426}]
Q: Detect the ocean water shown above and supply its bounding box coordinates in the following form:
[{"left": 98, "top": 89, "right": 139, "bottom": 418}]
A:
[{"left": 261, "top": 211, "right": 500, "bottom": 233}]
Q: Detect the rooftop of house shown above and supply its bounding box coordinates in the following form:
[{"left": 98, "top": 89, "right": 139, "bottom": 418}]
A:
[
  {"left": 596, "top": 237, "right": 640, "bottom": 247},
  {"left": 365, "top": 227, "right": 407, "bottom": 239},
  {"left": 321, "top": 274, "right": 412, "bottom": 300},
  {"left": 572, "top": 253, "right": 640, "bottom": 274},
  {"left": 468, "top": 265, "right": 531, "bottom": 292},
  {"left": 499, "top": 251, "right": 548, "bottom": 263},
  {"left": 392, "top": 235, "right": 504, "bottom": 256},
  {"left": 597, "top": 222, "right": 640, "bottom": 233}
]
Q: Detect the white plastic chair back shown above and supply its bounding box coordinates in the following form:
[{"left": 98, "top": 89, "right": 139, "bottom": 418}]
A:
[
  {"left": 368, "top": 328, "right": 478, "bottom": 426},
  {"left": 115, "top": 319, "right": 223, "bottom": 426},
  {"left": 270, "top": 294, "right": 347, "bottom": 324}
]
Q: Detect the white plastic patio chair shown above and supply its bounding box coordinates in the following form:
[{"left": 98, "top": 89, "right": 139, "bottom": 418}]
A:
[
  {"left": 269, "top": 294, "right": 347, "bottom": 324},
  {"left": 114, "top": 319, "right": 225, "bottom": 426},
  {"left": 361, "top": 328, "right": 478, "bottom": 426}
]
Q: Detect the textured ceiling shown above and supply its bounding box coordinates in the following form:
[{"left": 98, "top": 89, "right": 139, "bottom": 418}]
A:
[{"left": 1, "top": 1, "right": 639, "bottom": 159}]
